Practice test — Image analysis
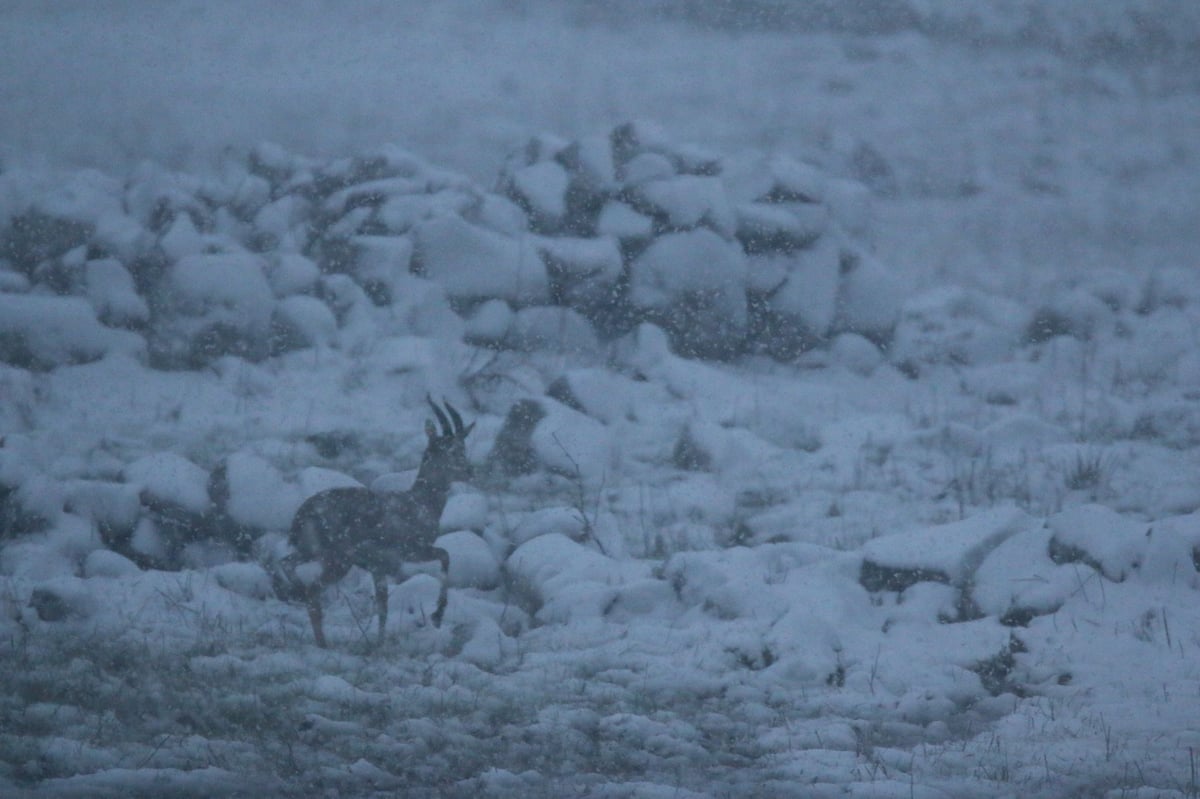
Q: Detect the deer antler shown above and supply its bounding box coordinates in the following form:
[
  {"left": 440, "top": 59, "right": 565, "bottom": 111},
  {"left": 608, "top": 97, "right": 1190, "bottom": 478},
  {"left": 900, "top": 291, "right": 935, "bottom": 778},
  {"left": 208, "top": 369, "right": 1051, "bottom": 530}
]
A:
[
  {"left": 426, "top": 394, "right": 452, "bottom": 437},
  {"left": 443, "top": 399, "right": 465, "bottom": 436}
]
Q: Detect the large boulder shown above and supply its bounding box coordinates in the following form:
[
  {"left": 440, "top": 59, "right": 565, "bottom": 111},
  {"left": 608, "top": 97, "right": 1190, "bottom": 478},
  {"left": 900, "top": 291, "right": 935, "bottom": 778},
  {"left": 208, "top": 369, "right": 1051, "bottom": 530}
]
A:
[
  {"left": 414, "top": 214, "right": 549, "bottom": 305},
  {"left": 629, "top": 228, "right": 748, "bottom": 359},
  {"left": 0, "top": 293, "right": 144, "bottom": 370},
  {"left": 150, "top": 251, "right": 275, "bottom": 368},
  {"left": 488, "top": 397, "right": 613, "bottom": 489}
]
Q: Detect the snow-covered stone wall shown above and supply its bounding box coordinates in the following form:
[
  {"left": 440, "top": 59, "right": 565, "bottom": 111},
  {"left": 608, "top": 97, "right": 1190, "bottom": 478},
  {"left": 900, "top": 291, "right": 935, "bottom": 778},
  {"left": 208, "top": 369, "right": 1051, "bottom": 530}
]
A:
[{"left": 0, "top": 123, "right": 899, "bottom": 369}]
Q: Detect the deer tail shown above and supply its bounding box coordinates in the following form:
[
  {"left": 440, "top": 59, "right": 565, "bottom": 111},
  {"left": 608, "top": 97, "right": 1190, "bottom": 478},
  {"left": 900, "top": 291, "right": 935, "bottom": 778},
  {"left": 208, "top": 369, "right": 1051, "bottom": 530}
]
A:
[{"left": 270, "top": 555, "right": 306, "bottom": 602}]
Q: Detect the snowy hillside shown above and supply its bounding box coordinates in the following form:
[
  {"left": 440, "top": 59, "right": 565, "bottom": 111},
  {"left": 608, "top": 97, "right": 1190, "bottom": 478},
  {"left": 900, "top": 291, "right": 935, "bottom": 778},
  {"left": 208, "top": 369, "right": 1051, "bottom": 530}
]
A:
[{"left": 2, "top": 3, "right": 1200, "bottom": 797}]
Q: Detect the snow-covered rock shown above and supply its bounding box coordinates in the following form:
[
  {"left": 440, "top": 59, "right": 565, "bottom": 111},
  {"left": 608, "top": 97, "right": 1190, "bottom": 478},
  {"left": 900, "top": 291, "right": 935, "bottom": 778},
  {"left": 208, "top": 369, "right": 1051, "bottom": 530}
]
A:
[
  {"left": 1141, "top": 265, "right": 1200, "bottom": 312},
  {"left": 505, "top": 533, "right": 652, "bottom": 622},
  {"left": 861, "top": 508, "right": 1034, "bottom": 600},
  {"left": 505, "top": 306, "right": 600, "bottom": 356},
  {"left": 629, "top": 228, "right": 748, "bottom": 358},
  {"left": 762, "top": 233, "right": 842, "bottom": 346},
  {"left": 0, "top": 264, "right": 31, "bottom": 293},
  {"left": 4, "top": 183, "right": 111, "bottom": 275},
  {"left": 153, "top": 251, "right": 275, "bottom": 367},
  {"left": 528, "top": 400, "right": 613, "bottom": 489},
  {"left": 664, "top": 543, "right": 837, "bottom": 620},
  {"left": 634, "top": 176, "right": 736, "bottom": 236},
  {"left": 48, "top": 512, "right": 103, "bottom": 565},
  {"left": 621, "top": 151, "right": 676, "bottom": 185},
  {"left": 265, "top": 253, "right": 321, "bottom": 298},
  {"left": 253, "top": 194, "right": 310, "bottom": 251},
  {"left": 735, "top": 201, "right": 827, "bottom": 254},
  {"left": 3, "top": 472, "right": 64, "bottom": 534},
  {"left": 27, "top": 577, "right": 98, "bottom": 622},
  {"left": 163, "top": 252, "right": 274, "bottom": 326},
  {"left": 889, "top": 287, "right": 1029, "bottom": 373},
  {"left": 488, "top": 397, "right": 614, "bottom": 490},
  {"left": 321, "top": 176, "right": 425, "bottom": 218},
  {"left": 1026, "top": 287, "right": 1115, "bottom": 342},
  {"left": 61, "top": 480, "right": 141, "bottom": 536},
  {"left": 361, "top": 335, "right": 439, "bottom": 382},
  {"left": 457, "top": 615, "right": 518, "bottom": 668},
  {"left": 502, "top": 506, "right": 589, "bottom": 548},
  {"left": 414, "top": 214, "right": 548, "bottom": 304},
  {"left": 440, "top": 491, "right": 488, "bottom": 532},
  {"left": 822, "top": 176, "right": 874, "bottom": 239},
  {"left": 538, "top": 235, "right": 623, "bottom": 308},
  {"left": 349, "top": 235, "right": 413, "bottom": 305},
  {"left": 723, "top": 152, "right": 822, "bottom": 204},
  {"left": 596, "top": 200, "right": 654, "bottom": 240},
  {"left": 1, "top": 535, "right": 76, "bottom": 580},
  {"left": 474, "top": 193, "right": 529, "bottom": 236},
  {"left": 971, "top": 524, "right": 1081, "bottom": 624},
  {"left": 1047, "top": 504, "right": 1149, "bottom": 582},
  {"left": 545, "top": 367, "right": 645, "bottom": 424},
  {"left": 210, "top": 452, "right": 301, "bottom": 534},
  {"left": 1140, "top": 510, "right": 1200, "bottom": 586},
  {"left": 83, "top": 547, "right": 141, "bottom": 578},
  {"left": 504, "top": 161, "right": 569, "bottom": 230},
  {"left": 158, "top": 213, "right": 207, "bottom": 261},
  {"left": 211, "top": 562, "right": 274, "bottom": 599},
  {"left": 0, "top": 293, "right": 144, "bottom": 369},
  {"left": 833, "top": 245, "right": 901, "bottom": 341},
  {"left": 464, "top": 298, "right": 514, "bottom": 346},
  {"left": 828, "top": 332, "right": 884, "bottom": 375},
  {"left": 84, "top": 258, "right": 149, "bottom": 327},
  {"left": 125, "top": 516, "right": 167, "bottom": 566},
  {"left": 436, "top": 530, "right": 500, "bottom": 589},
  {"left": 268, "top": 295, "right": 338, "bottom": 354},
  {"left": 673, "top": 420, "right": 780, "bottom": 478},
  {"left": 123, "top": 453, "right": 211, "bottom": 516},
  {"left": 377, "top": 191, "right": 458, "bottom": 233}
]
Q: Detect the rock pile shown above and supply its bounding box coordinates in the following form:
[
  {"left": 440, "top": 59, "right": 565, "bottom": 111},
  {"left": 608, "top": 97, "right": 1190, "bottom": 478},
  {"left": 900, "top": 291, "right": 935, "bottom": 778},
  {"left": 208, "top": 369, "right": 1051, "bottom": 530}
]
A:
[{"left": 0, "top": 123, "right": 900, "bottom": 370}]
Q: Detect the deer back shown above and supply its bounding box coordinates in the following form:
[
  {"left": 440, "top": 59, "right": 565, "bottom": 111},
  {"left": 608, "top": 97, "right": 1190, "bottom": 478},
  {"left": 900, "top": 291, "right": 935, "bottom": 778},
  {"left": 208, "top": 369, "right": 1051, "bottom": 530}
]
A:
[{"left": 290, "top": 485, "right": 444, "bottom": 575}]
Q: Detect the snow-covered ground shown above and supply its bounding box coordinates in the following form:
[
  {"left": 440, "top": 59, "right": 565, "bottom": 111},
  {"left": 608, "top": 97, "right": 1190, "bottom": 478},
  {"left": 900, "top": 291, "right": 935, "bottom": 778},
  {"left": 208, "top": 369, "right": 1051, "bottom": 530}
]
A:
[{"left": 2, "top": 2, "right": 1200, "bottom": 797}]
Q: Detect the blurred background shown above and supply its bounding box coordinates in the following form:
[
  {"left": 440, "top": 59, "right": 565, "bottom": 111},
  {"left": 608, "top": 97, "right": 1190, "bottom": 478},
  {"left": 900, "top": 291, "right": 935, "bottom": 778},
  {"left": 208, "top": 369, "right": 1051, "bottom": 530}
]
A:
[{"left": 2, "top": 0, "right": 1198, "bottom": 291}]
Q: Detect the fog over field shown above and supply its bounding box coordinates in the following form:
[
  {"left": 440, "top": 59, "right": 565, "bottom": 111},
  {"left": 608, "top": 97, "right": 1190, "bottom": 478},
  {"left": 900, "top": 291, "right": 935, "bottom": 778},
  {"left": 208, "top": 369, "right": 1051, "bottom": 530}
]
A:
[{"left": 2, "top": 2, "right": 1200, "bottom": 797}]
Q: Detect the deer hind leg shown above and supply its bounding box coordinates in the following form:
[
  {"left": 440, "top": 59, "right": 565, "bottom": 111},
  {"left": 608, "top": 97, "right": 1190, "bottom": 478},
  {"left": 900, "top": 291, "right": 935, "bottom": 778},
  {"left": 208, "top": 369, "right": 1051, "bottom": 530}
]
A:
[
  {"left": 373, "top": 573, "right": 388, "bottom": 646},
  {"left": 432, "top": 547, "right": 450, "bottom": 628}
]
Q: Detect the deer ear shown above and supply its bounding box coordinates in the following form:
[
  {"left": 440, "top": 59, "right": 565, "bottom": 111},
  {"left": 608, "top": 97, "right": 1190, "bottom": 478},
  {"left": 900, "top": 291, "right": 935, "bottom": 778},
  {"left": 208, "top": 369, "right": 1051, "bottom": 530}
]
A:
[{"left": 425, "top": 419, "right": 438, "bottom": 440}]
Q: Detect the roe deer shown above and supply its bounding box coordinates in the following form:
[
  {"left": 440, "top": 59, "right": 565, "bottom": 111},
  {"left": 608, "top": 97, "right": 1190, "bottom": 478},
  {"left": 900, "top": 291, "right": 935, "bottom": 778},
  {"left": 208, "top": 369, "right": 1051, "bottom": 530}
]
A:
[{"left": 275, "top": 397, "right": 474, "bottom": 647}]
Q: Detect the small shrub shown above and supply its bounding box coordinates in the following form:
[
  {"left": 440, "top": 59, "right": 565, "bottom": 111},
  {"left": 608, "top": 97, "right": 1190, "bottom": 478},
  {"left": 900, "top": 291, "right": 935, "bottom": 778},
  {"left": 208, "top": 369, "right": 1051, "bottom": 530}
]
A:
[{"left": 1062, "top": 450, "right": 1111, "bottom": 493}]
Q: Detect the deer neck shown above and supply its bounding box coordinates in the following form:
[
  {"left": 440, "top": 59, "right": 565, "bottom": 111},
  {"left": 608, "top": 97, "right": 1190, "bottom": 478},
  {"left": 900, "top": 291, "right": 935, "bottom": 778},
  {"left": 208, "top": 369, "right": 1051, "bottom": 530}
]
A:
[{"left": 409, "top": 467, "right": 451, "bottom": 518}]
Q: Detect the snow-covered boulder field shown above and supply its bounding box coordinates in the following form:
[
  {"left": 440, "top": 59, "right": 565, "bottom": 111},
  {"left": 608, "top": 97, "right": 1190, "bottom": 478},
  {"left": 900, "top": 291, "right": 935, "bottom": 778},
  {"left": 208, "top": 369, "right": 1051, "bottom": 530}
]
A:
[{"left": 3, "top": 126, "right": 1200, "bottom": 797}]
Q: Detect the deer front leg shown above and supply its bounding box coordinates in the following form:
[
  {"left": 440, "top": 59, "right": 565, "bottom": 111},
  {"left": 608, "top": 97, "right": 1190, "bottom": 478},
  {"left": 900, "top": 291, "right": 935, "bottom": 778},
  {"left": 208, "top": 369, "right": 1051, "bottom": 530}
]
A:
[
  {"left": 373, "top": 573, "right": 388, "bottom": 646},
  {"left": 305, "top": 588, "right": 327, "bottom": 649},
  {"left": 432, "top": 547, "right": 450, "bottom": 628}
]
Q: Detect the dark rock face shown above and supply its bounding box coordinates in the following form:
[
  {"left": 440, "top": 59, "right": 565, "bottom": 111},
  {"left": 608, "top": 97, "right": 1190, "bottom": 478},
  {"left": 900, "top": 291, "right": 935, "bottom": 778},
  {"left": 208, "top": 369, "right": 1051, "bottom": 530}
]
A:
[{"left": 487, "top": 399, "right": 547, "bottom": 477}]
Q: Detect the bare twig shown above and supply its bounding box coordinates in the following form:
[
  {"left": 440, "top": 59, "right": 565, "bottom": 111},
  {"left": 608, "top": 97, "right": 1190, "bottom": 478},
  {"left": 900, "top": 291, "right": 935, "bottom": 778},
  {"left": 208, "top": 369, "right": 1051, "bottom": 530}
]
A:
[{"left": 551, "top": 432, "right": 608, "bottom": 557}]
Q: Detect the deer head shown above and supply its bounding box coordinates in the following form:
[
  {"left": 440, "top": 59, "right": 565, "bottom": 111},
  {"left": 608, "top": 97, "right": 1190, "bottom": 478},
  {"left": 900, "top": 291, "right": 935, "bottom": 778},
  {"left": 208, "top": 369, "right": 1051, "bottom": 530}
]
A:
[{"left": 418, "top": 395, "right": 474, "bottom": 488}]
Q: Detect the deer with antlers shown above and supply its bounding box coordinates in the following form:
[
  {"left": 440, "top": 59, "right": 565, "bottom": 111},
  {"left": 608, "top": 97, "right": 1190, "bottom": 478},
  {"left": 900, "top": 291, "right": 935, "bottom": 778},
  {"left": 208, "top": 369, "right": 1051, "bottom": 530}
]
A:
[{"left": 275, "top": 397, "right": 474, "bottom": 647}]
